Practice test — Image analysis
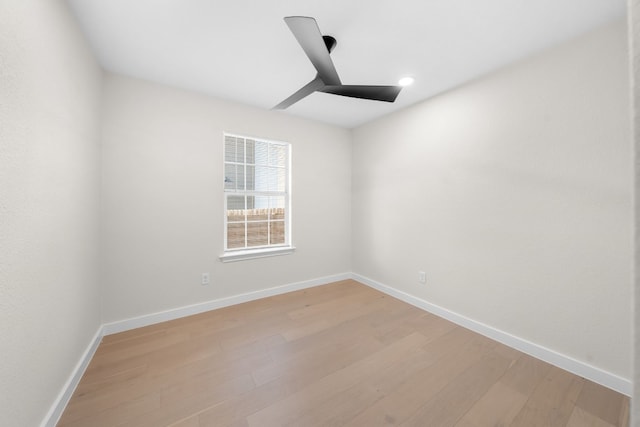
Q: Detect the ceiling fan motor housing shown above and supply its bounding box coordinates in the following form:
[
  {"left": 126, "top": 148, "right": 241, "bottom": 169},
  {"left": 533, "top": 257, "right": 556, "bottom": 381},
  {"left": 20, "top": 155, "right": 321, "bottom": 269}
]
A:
[{"left": 322, "top": 35, "right": 336, "bottom": 53}]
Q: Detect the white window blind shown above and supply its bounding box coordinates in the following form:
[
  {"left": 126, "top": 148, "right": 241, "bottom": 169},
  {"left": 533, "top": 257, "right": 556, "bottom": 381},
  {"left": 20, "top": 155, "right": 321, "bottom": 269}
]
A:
[{"left": 223, "top": 134, "right": 291, "bottom": 256}]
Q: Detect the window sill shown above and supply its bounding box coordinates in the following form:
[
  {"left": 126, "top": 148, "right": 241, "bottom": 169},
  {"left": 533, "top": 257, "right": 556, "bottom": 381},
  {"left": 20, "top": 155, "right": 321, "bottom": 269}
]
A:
[{"left": 219, "top": 246, "right": 296, "bottom": 263}]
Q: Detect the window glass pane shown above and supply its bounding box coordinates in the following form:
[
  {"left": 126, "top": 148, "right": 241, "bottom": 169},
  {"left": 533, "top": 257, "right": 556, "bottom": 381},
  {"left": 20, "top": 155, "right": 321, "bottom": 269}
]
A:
[
  {"left": 255, "top": 195, "right": 269, "bottom": 209},
  {"left": 270, "top": 221, "right": 285, "bottom": 245},
  {"left": 247, "top": 197, "right": 268, "bottom": 221},
  {"left": 225, "top": 136, "right": 236, "bottom": 163},
  {"left": 236, "top": 165, "right": 245, "bottom": 190},
  {"left": 270, "top": 196, "right": 285, "bottom": 220},
  {"left": 227, "top": 195, "right": 245, "bottom": 223},
  {"left": 227, "top": 223, "right": 245, "bottom": 248},
  {"left": 266, "top": 168, "right": 277, "bottom": 192},
  {"left": 247, "top": 208, "right": 269, "bottom": 221},
  {"left": 236, "top": 138, "right": 245, "bottom": 163},
  {"left": 255, "top": 166, "right": 269, "bottom": 192},
  {"left": 276, "top": 168, "right": 286, "bottom": 192},
  {"left": 227, "top": 210, "right": 245, "bottom": 222},
  {"left": 246, "top": 139, "right": 255, "bottom": 164},
  {"left": 224, "top": 164, "right": 236, "bottom": 190},
  {"left": 246, "top": 195, "right": 255, "bottom": 210},
  {"left": 269, "top": 144, "right": 287, "bottom": 167},
  {"left": 227, "top": 195, "right": 245, "bottom": 212},
  {"left": 246, "top": 165, "right": 255, "bottom": 191},
  {"left": 255, "top": 141, "right": 268, "bottom": 165},
  {"left": 267, "top": 167, "right": 285, "bottom": 192},
  {"left": 247, "top": 222, "right": 268, "bottom": 247}
]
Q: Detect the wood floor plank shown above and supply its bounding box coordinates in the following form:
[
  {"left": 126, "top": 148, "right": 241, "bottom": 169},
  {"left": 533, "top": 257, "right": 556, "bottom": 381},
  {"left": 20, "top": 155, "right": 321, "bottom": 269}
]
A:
[
  {"left": 60, "top": 390, "right": 162, "bottom": 427},
  {"left": 118, "top": 373, "right": 255, "bottom": 427},
  {"left": 454, "top": 381, "right": 529, "bottom": 427},
  {"left": 566, "top": 406, "right": 616, "bottom": 427},
  {"left": 510, "top": 365, "right": 585, "bottom": 427},
  {"left": 251, "top": 334, "right": 381, "bottom": 387},
  {"left": 288, "top": 345, "right": 442, "bottom": 427},
  {"left": 576, "top": 379, "right": 626, "bottom": 426},
  {"left": 59, "top": 342, "right": 270, "bottom": 424},
  {"left": 197, "top": 336, "right": 386, "bottom": 426},
  {"left": 292, "top": 379, "right": 387, "bottom": 427},
  {"left": 72, "top": 362, "right": 148, "bottom": 397},
  {"left": 280, "top": 318, "right": 333, "bottom": 341},
  {"left": 399, "top": 349, "right": 516, "bottom": 426},
  {"left": 286, "top": 286, "right": 382, "bottom": 321},
  {"left": 168, "top": 417, "right": 200, "bottom": 427},
  {"left": 454, "top": 353, "right": 552, "bottom": 427},
  {"left": 618, "top": 397, "right": 630, "bottom": 427},
  {"left": 92, "top": 329, "right": 191, "bottom": 365},
  {"left": 344, "top": 332, "right": 497, "bottom": 426},
  {"left": 265, "top": 305, "right": 411, "bottom": 368},
  {"left": 245, "top": 332, "right": 429, "bottom": 427},
  {"left": 499, "top": 353, "right": 553, "bottom": 396},
  {"left": 57, "top": 280, "right": 630, "bottom": 427}
]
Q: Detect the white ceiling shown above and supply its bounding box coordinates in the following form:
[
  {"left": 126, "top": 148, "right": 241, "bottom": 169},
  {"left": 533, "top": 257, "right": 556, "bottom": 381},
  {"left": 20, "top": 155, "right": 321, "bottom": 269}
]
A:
[{"left": 66, "top": 0, "right": 626, "bottom": 129}]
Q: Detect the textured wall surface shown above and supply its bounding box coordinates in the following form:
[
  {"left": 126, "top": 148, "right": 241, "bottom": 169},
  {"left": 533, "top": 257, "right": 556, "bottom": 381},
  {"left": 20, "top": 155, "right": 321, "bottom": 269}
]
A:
[
  {"left": 0, "top": 1, "right": 103, "bottom": 425},
  {"left": 100, "top": 73, "right": 352, "bottom": 322},
  {"left": 630, "top": 0, "right": 640, "bottom": 424},
  {"left": 352, "top": 22, "right": 632, "bottom": 380}
]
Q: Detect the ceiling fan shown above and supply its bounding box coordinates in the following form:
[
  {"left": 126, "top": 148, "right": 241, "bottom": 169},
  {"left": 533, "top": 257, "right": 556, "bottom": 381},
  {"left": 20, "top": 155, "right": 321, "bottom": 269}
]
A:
[{"left": 274, "top": 16, "right": 403, "bottom": 109}]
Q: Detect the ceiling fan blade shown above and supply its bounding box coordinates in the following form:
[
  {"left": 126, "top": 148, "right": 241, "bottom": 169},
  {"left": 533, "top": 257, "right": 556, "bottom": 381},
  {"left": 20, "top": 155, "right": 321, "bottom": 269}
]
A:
[
  {"left": 273, "top": 75, "right": 325, "bottom": 109},
  {"left": 320, "top": 85, "right": 402, "bottom": 102},
  {"left": 284, "top": 16, "right": 341, "bottom": 86}
]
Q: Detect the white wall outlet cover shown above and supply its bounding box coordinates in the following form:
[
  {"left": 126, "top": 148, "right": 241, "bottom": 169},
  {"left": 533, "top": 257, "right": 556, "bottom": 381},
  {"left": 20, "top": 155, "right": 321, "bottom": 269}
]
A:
[{"left": 201, "top": 273, "right": 210, "bottom": 285}]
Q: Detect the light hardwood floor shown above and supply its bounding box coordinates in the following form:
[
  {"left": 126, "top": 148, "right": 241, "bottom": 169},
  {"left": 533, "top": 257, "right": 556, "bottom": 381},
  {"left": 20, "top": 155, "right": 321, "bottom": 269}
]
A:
[{"left": 58, "top": 280, "right": 629, "bottom": 426}]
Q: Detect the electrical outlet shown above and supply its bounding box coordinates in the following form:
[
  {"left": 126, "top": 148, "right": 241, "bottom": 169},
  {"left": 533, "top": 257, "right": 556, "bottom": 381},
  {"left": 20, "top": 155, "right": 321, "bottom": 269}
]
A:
[
  {"left": 201, "top": 273, "right": 210, "bottom": 286},
  {"left": 418, "top": 271, "right": 426, "bottom": 284}
]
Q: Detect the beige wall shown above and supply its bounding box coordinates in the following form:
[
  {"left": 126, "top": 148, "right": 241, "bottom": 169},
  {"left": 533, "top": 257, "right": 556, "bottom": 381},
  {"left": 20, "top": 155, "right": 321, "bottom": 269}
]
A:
[
  {"left": 0, "top": 1, "right": 103, "bottom": 426},
  {"left": 100, "top": 73, "right": 352, "bottom": 322},
  {"left": 630, "top": 0, "right": 639, "bottom": 424},
  {"left": 352, "top": 22, "right": 632, "bottom": 379}
]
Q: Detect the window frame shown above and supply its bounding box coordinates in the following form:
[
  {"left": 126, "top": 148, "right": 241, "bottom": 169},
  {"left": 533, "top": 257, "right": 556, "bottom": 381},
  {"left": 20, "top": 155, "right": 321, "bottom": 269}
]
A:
[{"left": 219, "top": 133, "right": 294, "bottom": 262}]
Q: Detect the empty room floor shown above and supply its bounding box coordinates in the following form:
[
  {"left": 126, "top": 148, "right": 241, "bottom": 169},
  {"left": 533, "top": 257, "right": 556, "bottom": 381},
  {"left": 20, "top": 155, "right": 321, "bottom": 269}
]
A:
[{"left": 57, "top": 280, "right": 629, "bottom": 426}]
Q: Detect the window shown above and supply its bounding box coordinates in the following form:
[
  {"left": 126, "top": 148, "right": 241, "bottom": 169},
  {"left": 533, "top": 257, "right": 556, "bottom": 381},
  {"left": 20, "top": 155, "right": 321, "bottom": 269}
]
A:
[{"left": 221, "top": 133, "right": 293, "bottom": 261}]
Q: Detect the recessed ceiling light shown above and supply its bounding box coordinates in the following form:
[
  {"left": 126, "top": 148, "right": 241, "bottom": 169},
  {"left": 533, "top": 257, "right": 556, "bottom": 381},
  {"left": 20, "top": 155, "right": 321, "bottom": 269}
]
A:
[{"left": 398, "top": 76, "right": 414, "bottom": 87}]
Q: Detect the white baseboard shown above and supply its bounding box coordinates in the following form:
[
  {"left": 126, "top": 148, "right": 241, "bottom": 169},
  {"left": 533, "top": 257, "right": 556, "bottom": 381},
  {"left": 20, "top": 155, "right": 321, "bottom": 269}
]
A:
[
  {"left": 102, "top": 272, "right": 351, "bottom": 336},
  {"left": 41, "top": 326, "right": 104, "bottom": 427},
  {"left": 351, "top": 273, "right": 632, "bottom": 397}
]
